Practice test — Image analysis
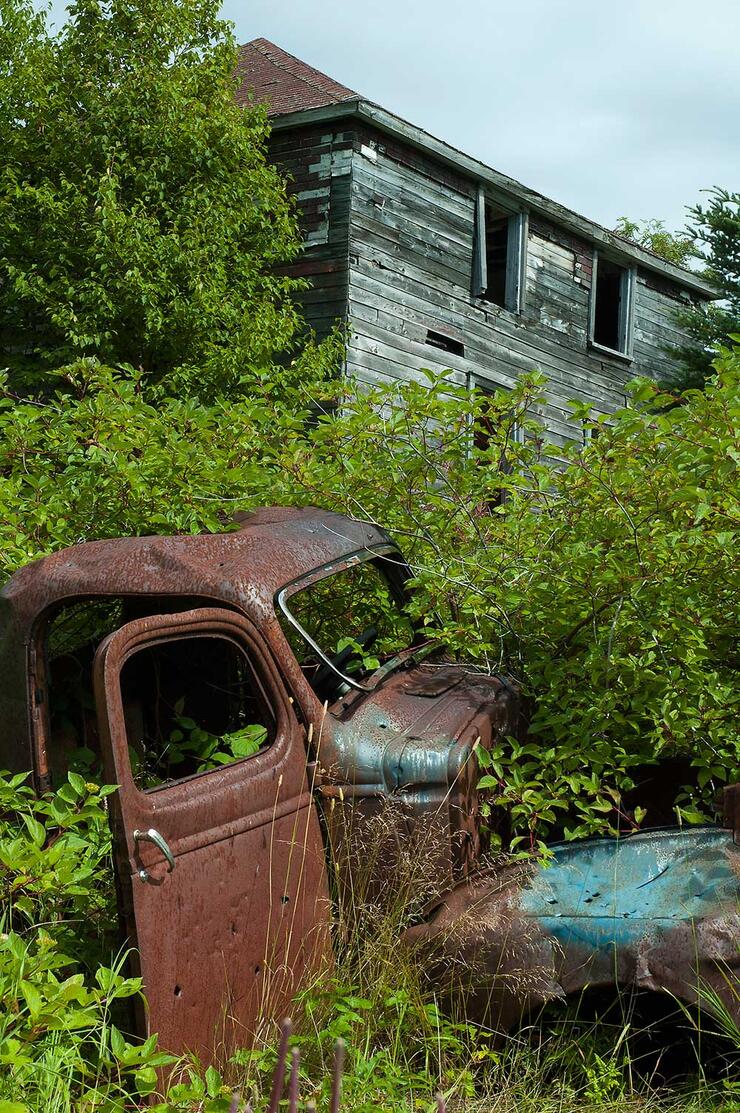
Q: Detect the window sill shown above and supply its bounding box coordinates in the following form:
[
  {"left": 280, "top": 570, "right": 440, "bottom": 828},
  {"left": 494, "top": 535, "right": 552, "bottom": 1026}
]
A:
[
  {"left": 471, "top": 296, "right": 522, "bottom": 320},
  {"left": 588, "top": 339, "right": 634, "bottom": 364}
]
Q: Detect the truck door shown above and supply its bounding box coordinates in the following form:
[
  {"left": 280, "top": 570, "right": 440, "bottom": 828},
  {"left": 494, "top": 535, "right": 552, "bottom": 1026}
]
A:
[{"left": 92, "top": 607, "right": 330, "bottom": 1061}]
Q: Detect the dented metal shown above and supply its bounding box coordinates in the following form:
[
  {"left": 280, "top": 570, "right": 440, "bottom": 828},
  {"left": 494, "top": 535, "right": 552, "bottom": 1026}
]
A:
[
  {"left": 407, "top": 827, "right": 740, "bottom": 1033},
  {"left": 0, "top": 505, "right": 737, "bottom": 1059}
]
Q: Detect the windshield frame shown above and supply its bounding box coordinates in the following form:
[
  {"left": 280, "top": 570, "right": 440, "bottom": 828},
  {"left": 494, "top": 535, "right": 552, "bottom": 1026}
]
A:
[{"left": 274, "top": 543, "right": 415, "bottom": 693}]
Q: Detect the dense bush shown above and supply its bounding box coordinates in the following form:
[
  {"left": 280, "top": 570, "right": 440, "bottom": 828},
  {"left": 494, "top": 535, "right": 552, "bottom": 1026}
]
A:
[
  {"left": 0, "top": 771, "right": 177, "bottom": 1107},
  {"left": 0, "top": 357, "right": 328, "bottom": 575},
  {"left": 1, "top": 352, "right": 738, "bottom": 847},
  {"left": 270, "top": 356, "right": 739, "bottom": 846}
]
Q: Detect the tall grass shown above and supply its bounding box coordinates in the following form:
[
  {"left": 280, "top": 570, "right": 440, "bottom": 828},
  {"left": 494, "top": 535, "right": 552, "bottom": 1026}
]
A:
[
  {"left": 226, "top": 801, "right": 739, "bottom": 1112},
  {"left": 2, "top": 769, "right": 736, "bottom": 1111}
]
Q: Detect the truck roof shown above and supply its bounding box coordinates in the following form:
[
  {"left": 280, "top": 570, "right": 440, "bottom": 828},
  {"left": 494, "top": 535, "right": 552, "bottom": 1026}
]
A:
[
  {"left": 1, "top": 507, "right": 390, "bottom": 621},
  {"left": 0, "top": 506, "right": 392, "bottom": 773}
]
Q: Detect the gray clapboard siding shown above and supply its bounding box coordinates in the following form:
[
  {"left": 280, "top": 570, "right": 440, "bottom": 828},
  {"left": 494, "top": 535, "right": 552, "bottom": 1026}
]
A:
[
  {"left": 352, "top": 179, "right": 473, "bottom": 246},
  {"left": 267, "top": 125, "right": 354, "bottom": 343},
  {"left": 345, "top": 130, "right": 703, "bottom": 445},
  {"left": 350, "top": 221, "right": 471, "bottom": 289},
  {"left": 347, "top": 141, "right": 609, "bottom": 445},
  {"left": 353, "top": 147, "right": 475, "bottom": 216},
  {"left": 268, "top": 118, "right": 706, "bottom": 442},
  {"left": 348, "top": 287, "right": 628, "bottom": 405}
]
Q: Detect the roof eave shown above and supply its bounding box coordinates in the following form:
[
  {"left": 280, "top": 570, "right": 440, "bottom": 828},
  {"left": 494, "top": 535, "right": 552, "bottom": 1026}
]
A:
[
  {"left": 270, "top": 100, "right": 717, "bottom": 300},
  {"left": 268, "top": 97, "right": 361, "bottom": 128}
]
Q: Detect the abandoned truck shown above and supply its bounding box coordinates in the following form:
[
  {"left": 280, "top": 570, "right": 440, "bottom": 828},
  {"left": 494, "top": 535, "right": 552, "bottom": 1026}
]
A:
[{"left": 0, "top": 506, "right": 738, "bottom": 1060}]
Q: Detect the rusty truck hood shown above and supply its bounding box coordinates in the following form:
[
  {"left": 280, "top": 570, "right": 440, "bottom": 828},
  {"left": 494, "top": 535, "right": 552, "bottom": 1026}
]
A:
[
  {"left": 323, "top": 662, "right": 517, "bottom": 791},
  {"left": 317, "top": 661, "right": 522, "bottom": 883}
]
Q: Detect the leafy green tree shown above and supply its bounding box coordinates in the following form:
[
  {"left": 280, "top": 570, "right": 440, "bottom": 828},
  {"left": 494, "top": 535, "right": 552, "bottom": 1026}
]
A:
[
  {"left": 672, "top": 188, "right": 740, "bottom": 388},
  {"left": 614, "top": 216, "right": 699, "bottom": 268},
  {"left": 0, "top": 0, "right": 321, "bottom": 399}
]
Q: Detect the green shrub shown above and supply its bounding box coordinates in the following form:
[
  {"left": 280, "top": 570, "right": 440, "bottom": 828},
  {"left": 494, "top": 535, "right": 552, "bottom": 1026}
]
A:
[
  {"left": 270, "top": 353, "right": 740, "bottom": 847},
  {"left": 0, "top": 771, "right": 174, "bottom": 1109}
]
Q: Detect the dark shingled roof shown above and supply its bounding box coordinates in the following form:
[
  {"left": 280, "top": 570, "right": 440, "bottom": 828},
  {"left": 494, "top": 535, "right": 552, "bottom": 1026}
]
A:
[{"left": 235, "top": 38, "right": 359, "bottom": 115}]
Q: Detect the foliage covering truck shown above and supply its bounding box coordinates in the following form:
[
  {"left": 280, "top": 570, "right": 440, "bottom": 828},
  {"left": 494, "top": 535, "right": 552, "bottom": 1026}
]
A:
[{"left": 0, "top": 507, "right": 738, "bottom": 1060}]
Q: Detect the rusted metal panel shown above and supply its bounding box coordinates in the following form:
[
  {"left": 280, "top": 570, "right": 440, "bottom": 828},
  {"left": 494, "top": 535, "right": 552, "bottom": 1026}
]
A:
[
  {"left": 93, "top": 608, "right": 331, "bottom": 1060},
  {"left": 317, "top": 663, "right": 521, "bottom": 886},
  {"left": 407, "top": 828, "right": 740, "bottom": 1031}
]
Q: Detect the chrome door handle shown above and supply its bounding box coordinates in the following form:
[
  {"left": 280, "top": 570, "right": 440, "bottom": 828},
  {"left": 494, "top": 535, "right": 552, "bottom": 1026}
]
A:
[{"left": 133, "top": 828, "right": 175, "bottom": 882}]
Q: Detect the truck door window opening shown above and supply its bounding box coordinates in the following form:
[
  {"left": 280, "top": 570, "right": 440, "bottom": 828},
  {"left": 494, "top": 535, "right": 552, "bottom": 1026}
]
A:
[
  {"left": 40, "top": 594, "right": 243, "bottom": 785},
  {"left": 119, "top": 635, "right": 273, "bottom": 792}
]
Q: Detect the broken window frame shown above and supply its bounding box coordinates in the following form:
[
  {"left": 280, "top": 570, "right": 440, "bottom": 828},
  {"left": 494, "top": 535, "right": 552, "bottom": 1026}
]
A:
[
  {"left": 469, "top": 378, "right": 525, "bottom": 508},
  {"left": 469, "top": 378, "right": 525, "bottom": 450},
  {"left": 472, "top": 186, "right": 528, "bottom": 314},
  {"left": 425, "top": 328, "right": 465, "bottom": 358},
  {"left": 275, "top": 545, "right": 418, "bottom": 695},
  {"left": 118, "top": 632, "right": 276, "bottom": 794},
  {"left": 33, "top": 592, "right": 237, "bottom": 790},
  {"left": 588, "top": 250, "right": 636, "bottom": 358}
]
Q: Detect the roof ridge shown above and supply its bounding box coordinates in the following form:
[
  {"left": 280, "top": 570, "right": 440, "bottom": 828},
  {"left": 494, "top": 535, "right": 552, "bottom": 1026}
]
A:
[{"left": 237, "top": 38, "right": 358, "bottom": 107}]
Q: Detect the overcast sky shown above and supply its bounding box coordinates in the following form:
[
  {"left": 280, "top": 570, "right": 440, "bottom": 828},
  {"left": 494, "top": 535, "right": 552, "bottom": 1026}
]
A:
[{"left": 44, "top": 0, "right": 739, "bottom": 233}]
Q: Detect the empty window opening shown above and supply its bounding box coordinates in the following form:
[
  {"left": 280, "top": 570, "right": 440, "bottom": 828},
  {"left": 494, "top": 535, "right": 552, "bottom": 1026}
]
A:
[
  {"left": 474, "top": 386, "right": 524, "bottom": 453},
  {"left": 41, "top": 595, "right": 236, "bottom": 786},
  {"left": 592, "top": 256, "right": 631, "bottom": 353},
  {"left": 45, "top": 598, "right": 127, "bottom": 785},
  {"left": 472, "top": 190, "right": 526, "bottom": 312},
  {"left": 425, "top": 329, "right": 465, "bottom": 357},
  {"left": 582, "top": 421, "right": 601, "bottom": 447},
  {"left": 473, "top": 385, "right": 524, "bottom": 508},
  {"left": 120, "top": 636, "right": 273, "bottom": 792},
  {"left": 483, "top": 213, "right": 509, "bottom": 308}
]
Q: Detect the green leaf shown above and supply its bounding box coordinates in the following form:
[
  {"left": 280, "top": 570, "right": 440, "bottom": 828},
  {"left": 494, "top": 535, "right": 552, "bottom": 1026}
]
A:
[
  {"left": 20, "top": 981, "right": 43, "bottom": 1019},
  {"left": 67, "top": 771, "right": 86, "bottom": 796},
  {"left": 134, "top": 1065, "right": 158, "bottom": 1095},
  {"left": 205, "top": 1065, "right": 222, "bottom": 1098},
  {"left": 109, "top": 1025, "right": 127, "bottom": 1061},
  {"left": 21, "top": 814, "right": 45, "bottom": 847}
]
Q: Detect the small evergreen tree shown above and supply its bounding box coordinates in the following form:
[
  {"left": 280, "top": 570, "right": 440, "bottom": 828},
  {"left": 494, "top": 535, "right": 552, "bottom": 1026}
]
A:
[{"left": 672, "top": 188, "right": 740, "bottom": 389}]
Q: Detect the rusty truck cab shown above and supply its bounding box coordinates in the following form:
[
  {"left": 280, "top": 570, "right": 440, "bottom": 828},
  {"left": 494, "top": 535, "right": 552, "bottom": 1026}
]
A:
[
  {"left": 0, "top": 509, "right": 403, "bottom": 1056},
  {"left": 1, "top": 506, "right": 738, "bottom": 1060}
]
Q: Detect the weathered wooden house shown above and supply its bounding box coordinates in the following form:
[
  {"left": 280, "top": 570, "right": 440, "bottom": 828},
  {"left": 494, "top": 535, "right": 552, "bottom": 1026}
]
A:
[{"left": 236, "top": 39, "right": 714, "bottom": 450}]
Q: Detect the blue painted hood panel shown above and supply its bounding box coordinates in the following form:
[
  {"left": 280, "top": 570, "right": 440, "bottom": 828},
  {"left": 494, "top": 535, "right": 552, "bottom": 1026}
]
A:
[{"left": 407, "top": 826, "right": 740, "bottom": 1032}]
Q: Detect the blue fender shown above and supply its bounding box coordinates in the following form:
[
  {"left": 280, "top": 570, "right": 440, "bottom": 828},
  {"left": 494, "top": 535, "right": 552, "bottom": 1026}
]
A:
[{"left": 406, "top": 827, "right": 740, "bottom": 1032}]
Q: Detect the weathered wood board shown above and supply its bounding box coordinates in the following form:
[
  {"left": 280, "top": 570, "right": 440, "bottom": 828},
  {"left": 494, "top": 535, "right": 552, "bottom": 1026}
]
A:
[{"left": 269, "top": 121, "right": 704, "bottom": 449}]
